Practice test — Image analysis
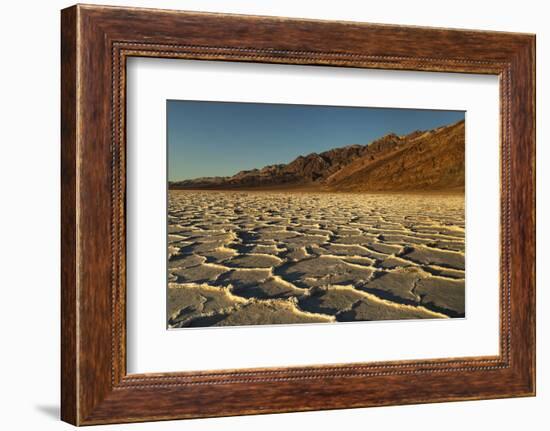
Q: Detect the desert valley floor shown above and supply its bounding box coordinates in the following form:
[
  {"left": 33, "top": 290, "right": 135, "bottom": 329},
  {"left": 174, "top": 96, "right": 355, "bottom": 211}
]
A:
[{"left": 167, "top": 190, "right": 465, "bottom": 328}]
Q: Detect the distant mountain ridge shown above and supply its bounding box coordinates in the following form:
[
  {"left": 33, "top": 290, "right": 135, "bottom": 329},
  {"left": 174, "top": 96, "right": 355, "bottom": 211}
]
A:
[{"left": 169, "top": 120, "right": 465, "bottom": 192}]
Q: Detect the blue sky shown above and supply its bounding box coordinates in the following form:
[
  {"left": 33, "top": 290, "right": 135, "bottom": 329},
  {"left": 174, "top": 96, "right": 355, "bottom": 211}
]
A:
[{"left": 167, "top": 100, "right": 464, "bottom": 181}]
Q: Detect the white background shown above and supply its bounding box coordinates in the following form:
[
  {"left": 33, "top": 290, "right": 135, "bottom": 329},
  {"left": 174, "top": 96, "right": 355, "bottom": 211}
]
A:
[
  {"left": 127, "top": 59, "right": 500, "bottom": 373},
  {"left": 0, "top": 0, "right": 547, "bottom": 430}
]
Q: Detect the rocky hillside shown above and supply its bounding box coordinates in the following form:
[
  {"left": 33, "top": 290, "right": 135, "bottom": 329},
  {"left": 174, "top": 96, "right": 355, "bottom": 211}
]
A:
[{"left": 169, "top": 120, "right": 464, "bottom": 192}]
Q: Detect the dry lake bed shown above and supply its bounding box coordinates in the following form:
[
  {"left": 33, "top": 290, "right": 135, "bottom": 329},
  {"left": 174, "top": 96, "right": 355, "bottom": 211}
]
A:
[{"left": 167, "top": 190, "right": 465, "bottom": 328}]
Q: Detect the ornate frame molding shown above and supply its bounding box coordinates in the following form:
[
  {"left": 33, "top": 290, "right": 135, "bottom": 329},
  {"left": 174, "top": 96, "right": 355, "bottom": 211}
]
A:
[{"left": 61, "top": 5, "right": 535, "bottom": 425}]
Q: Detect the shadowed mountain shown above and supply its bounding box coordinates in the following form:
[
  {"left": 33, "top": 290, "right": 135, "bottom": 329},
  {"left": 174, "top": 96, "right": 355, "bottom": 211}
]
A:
[{"left": 169, "top": 120, "right": 464, "bottom": 193}]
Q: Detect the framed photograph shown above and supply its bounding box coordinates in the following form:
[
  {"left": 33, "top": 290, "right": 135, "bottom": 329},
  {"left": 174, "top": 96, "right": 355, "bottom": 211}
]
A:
[{"left": 61, "top": 4, "right": 536, "bottom": 425}]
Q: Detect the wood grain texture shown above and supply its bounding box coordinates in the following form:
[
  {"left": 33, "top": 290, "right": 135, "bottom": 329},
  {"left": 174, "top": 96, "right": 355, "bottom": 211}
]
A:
[
  {"left": 60, "top": 5, "right": 78, "bottom": 425},
  {"left": 60, "top": 4, "right": 536, "bottom": 425}
]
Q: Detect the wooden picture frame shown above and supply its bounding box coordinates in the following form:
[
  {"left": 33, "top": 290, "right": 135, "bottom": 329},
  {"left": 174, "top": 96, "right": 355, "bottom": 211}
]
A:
[{"left": 61, "top": 4, "right": 535, "bottom": 425}]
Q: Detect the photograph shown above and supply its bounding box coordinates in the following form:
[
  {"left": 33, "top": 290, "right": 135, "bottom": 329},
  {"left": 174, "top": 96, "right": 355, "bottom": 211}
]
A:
[{"left": 167, "top": 101, "right": 466, "bottom": 328}]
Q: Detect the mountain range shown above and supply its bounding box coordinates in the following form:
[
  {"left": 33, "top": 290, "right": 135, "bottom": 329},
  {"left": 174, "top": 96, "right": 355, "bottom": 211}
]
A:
[{"left": 169, "top": 119, "right": 465, "bottom": 193}]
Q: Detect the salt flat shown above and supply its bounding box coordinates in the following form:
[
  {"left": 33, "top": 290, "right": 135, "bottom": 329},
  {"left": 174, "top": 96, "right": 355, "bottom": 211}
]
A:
[{"left": 167, "top": 190, "right": 465, "bottom": 328}]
